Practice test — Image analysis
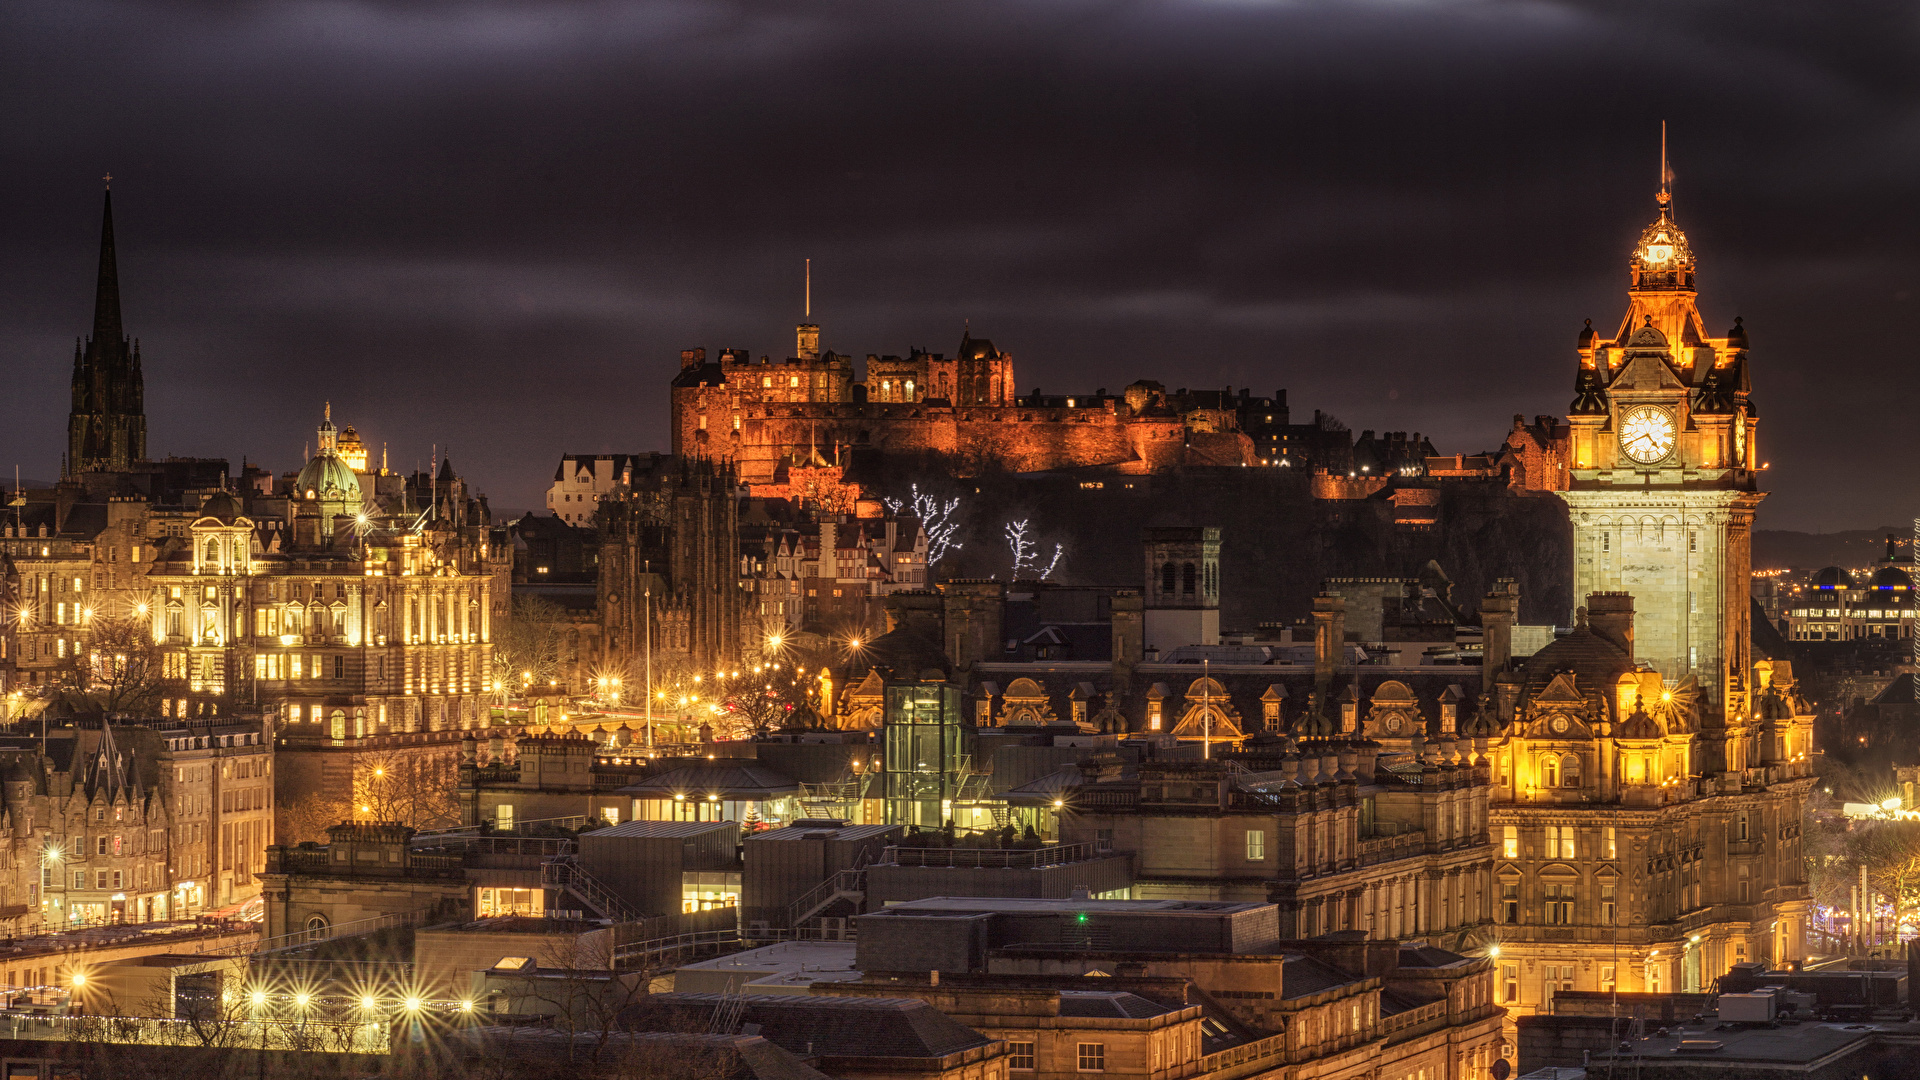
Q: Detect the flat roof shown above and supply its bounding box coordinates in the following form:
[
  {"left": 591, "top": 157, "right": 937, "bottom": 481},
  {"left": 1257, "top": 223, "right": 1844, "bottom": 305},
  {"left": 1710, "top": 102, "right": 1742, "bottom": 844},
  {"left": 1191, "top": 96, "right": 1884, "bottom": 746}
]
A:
[
  {"left": 583, "top": 820, "right": 738, "bottom": 839},
  {"left": 1600, "top": 1022, "right": 1875, "bottom": 1067},
  {"left": 674, "top": 941, "right": 861, "bottom": 995},
  {"left": 749, "top": 822, "right": 900, "bottom": 843},
  {"left": 870, "top": 897, "right": 1271, "bottom": 916}
]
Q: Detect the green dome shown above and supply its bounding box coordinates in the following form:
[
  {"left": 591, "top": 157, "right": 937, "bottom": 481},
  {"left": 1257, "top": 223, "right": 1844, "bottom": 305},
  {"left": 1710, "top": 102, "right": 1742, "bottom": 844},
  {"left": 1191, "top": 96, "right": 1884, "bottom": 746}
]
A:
[{"left": 296, "top": 452, "right": 361, "bottom": 501}]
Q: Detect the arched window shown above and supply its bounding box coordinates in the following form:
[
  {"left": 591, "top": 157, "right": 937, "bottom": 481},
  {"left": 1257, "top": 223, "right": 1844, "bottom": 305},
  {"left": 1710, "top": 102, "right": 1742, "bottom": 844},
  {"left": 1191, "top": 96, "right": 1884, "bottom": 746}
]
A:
[
  {"left": 1542, "top": 755, "right": 1559, "bottom": 787},
  {"left": 1182, "top": 563, "right": 1197, "bottom": 596},
  {"left": 204, "top": 539, "right": 220, "bottom": 567},
  {"left": 330, "top": 710, "right": 346, "bottom": 740},
  {"left": 305, "top": 914, "right": 330, "bottom": 941},
  {"left": 1561, "top": 753, "right": 1582, "bottom": 788},
  {"left": 1162, "top": 562, "right": 1176, "bottom": 595},
  {"left": 905, "top": 379, "right": 915, "bottom": 399}
]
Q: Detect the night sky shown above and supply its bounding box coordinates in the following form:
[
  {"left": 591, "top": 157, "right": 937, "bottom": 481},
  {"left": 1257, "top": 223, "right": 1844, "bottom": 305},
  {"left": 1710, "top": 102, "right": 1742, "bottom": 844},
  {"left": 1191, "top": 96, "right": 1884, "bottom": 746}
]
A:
[{"left": 2, "top": 1, "right": 1914, "bottom": 531}]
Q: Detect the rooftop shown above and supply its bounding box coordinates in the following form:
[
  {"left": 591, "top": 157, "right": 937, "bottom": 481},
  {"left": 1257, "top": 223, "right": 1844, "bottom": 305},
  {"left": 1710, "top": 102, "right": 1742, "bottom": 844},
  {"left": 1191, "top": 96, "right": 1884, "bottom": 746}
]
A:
[
  {"left": 872, "top": 897, "right": 1269, "bottom": 916},
  {"left": 583, "top": 820, "right": 739, "bottom": 840},
  {"left": 645, "top": 993, "right": 995, "bottom": 1060},
  {"left": 1599, "top": 1021, "right": 1876, "bottom": 1068},
  {"left": 675, "top": 941, "right": 862, "bottom": 995}
]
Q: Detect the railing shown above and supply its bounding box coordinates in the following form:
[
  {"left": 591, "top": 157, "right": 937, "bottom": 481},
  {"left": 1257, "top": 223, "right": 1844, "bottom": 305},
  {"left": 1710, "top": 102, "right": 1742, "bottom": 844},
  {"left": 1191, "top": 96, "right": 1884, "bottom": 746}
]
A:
[
  {"left": 880, "top": 842, "right": 1096, "bottom": 869},
  {"left": 202, "top": 908, "right": 431, "bottom": 956},
  {"left": 786, "top": 867, "right": 867, "bottom": 928},
  {"left": 1196, "top": 1031, "right": 1289, "bottom": 1077},
  {"left": 276, "top": 849, "right": 336, "bottom": 875},
  {"left": 408, "top": 853, "right": 466, "bottom": 871},
  {"left": 0, "top": 1014, "right": 392, "bottom": 1054},
  {"left": 610, "top": 927, "right": 743, "bottom": 967},
  {"left": 542, "top": 857, "right": 641, "bottom": 923},
  {"left": 411, "top": 835, "right": 574, "bottom": 859},
  {"left": 412, "top": 815, "right": 590, "bottom": 839},
  {"left": 741, "top": 924, "right": 860, "bottom": 944}
]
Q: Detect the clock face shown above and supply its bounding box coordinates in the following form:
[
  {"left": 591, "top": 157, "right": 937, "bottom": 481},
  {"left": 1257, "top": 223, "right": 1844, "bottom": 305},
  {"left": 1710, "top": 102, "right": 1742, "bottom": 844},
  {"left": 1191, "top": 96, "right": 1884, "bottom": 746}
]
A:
[
  {"left": 1551, "top": 716, "right": 1570, "bottom": 734},
  {"left": 1619, "top": 406, "right": 1676, "bottom": 465},
  {"left": 1384, "top": 714, "right": 1403, "bottom": 734}
]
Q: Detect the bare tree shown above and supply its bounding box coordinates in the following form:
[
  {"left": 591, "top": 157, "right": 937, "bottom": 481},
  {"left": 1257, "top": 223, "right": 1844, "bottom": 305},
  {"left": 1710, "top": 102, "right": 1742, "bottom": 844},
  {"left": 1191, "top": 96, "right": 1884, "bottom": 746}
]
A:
[
  {"left": 82, "top": 615, "right": 166, "bottom": 717},
  {"left": 280, "top": 789, "right": 353, "bottom": 846},
  {"left": 354, "top": 748, "right": 461, "bottom": 831},
  {"left": 494, "top": 594, "right": 570, "bottom": 693}
]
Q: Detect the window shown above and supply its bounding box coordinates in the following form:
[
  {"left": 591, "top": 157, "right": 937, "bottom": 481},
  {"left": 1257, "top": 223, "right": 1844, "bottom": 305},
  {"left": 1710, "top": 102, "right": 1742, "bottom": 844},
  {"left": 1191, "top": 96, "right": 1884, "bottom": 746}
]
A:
[
  {"left": 97, "top": 837, "right": 108, "bottom": 856},
  {"left": 112, "top": 870, "right": 122, "bottom": 889},
  {"left": 1561, "top": 754, "right": 1581, "bottom": 787},
  {"left": 95, "top": 870, "right": 108, "bottom": 889},
  {"left": 1545, "top": 883, "right": 1574, "bottom": 924},
  {"left": 1545, "top": 826, "right": 1575, "bottom": 860},
  {"left": 1543, "top": 964, "right": 1574, "bottom": 1000},
  {"left": 1501, "top": 882, "right": 1519, "bottom": 924},
  {"left": 1600, "top": 965, "right": 1616, "bottom": 992},
  {"left": 73, "top": 870, "right": 86, "bottom": 890},
  {"left": 1503, "top": 964, "right": 1518, "bottom": 1003},
  {"left": 1737, "top": 814, "right": 1750, "bottom": 841},
  {"left": 1739, "top": 865, "right": 1751, "bottom": 903},
  {"left": 1246, "top": 830, "right": 1266, "bottom": 861},
  {"left": 1502, "top": 826, "right": 1518, "bottom": 860},
  {"left": 1543, "top": 756, "right": 1558, "bottom": 787},
  {"left": 1096, "top": 829, "right": 1114, "bottom": 855},
  {"left": 1008, "top": 1042, "right": 1035, "bottom": 1071},
  {"left": 1077, "top": 1044, "right": 1105, "bottom": 1072},
  {"left": 1601, "top": 884, "right": 1617, "bottom": 924},
  {"left": 1604, "top": 827, "right": 1617, "bottom": 859}
]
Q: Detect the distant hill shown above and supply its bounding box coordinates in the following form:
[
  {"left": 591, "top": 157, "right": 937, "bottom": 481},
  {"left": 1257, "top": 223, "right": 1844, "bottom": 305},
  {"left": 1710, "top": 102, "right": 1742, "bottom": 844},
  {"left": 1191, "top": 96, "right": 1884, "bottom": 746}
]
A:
[{"left": 1753, "top": 526, "right": 1911, "bottom": 572}]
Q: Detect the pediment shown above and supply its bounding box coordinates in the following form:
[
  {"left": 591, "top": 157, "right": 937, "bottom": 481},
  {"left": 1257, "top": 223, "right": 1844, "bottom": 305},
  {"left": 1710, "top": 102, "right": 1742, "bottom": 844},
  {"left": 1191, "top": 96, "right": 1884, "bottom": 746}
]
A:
[
  {"left": 1539, "top": 862, "right": 1579, "bottom": 878},
  {"left": 1610, "top": 352, "right": 1689, "bottom": 393},
  {"left": 1536, "top": 673, "right": 1586, "bottom": 705}
]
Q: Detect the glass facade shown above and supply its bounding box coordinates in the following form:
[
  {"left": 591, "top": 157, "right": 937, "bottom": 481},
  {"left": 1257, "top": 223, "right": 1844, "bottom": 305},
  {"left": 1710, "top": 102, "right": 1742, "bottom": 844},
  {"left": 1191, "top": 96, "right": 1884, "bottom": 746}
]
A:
[
  {"left": 681, "top": 871, "right": 742, "bottom": 912},
  {"left": 884, "top": 682, "right": 961, "bottom": 827}
]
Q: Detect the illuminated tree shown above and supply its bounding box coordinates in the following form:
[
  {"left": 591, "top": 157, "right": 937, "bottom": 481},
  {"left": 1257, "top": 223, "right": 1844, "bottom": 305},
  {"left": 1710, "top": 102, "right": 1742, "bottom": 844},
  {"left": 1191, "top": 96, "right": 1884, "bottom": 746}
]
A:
[
  {"left": 1004, "top": 519, "right": 1063, "bottom": 580},
  {"left": 884, "top": 484, "right": 964, "bottom": 565}
]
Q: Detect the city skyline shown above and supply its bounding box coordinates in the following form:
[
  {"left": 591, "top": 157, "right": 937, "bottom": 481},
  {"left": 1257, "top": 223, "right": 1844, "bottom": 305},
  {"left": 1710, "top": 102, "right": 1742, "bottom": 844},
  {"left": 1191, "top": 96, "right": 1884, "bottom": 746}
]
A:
[{"left": 3, "top": 2, "right": 1913, "bottom": 531}]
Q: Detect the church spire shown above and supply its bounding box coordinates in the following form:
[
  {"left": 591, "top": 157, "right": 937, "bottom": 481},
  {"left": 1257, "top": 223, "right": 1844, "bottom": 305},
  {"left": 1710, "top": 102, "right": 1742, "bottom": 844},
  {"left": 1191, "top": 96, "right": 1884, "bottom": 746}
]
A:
[
  {"left": 67, "top": 178, "right": 147, "bottom": 476},
  {"left": 93, "top": 180, "right": 123, "bottom": 346}
]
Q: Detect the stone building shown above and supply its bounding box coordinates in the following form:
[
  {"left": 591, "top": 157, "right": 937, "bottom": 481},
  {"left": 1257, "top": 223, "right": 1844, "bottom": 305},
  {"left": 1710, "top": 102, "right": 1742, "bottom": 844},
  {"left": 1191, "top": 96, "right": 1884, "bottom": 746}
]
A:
[
  {"left": 670, "top": 324, "right": 1260, "bottom": 483},
  {"left": 0, "top": 715, "right": 274, "bottom": 928},
  {"left": 1480, "top": 180, "right": 1815, "bottom": 1017},
  {"left": 596, "top": 456, "right": 744, "bottom": 674}
]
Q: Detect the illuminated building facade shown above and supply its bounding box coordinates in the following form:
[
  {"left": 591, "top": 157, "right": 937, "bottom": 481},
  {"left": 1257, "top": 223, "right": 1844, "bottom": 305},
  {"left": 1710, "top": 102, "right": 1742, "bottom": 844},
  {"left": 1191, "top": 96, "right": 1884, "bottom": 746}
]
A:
[{"left": 1483, "top": 182, "right": 1815, "bottom": 1020}]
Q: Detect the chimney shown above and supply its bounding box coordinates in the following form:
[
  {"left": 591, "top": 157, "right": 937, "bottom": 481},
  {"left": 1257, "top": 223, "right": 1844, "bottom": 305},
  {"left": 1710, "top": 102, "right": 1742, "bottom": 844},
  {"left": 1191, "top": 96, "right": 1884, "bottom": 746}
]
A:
[
  {"left": 1586, "top": 592, "right": 1635, "bottom": 660},
  {"left": 1312, "top": 594, "right": 1346, "bottom": 692},
  {"left": 1481, "top": 579, "right": 1519, "bottom": 685}
]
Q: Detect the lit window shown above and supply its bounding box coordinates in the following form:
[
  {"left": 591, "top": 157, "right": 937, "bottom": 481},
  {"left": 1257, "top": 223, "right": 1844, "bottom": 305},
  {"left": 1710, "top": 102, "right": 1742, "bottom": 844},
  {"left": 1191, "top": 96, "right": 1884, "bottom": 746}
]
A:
[{"left": 1246, "top": 830, "right": 1265, "bottom": 861}]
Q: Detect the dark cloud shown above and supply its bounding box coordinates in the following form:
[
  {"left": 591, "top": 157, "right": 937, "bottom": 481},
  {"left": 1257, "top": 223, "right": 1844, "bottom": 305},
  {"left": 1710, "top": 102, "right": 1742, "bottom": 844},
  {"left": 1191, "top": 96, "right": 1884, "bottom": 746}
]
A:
[{"left": 1, "top": 0, "right": 1916, "bottom": 530}]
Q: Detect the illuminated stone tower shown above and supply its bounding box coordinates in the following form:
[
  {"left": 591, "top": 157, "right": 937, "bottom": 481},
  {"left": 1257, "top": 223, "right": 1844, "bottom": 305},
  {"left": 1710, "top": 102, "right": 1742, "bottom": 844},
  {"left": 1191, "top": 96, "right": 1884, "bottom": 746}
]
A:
[
  {"left": 1560, "top": 181, "right": 1762, "bottom": 724},
  {"left": 66, "top": 185, "right": 147, "bottom": 475}
]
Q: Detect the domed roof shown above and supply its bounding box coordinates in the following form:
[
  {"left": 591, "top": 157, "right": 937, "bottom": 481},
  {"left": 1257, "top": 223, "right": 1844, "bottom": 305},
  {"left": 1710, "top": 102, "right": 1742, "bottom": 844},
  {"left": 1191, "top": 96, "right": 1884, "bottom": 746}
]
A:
[
  {"left": 1871, "top": 566, "right": 1913, "bottom": 591},
  {"left": 1631, "top": 205, "right": 1695, "bottom": 274},
  {"left": 296, "top": 451, "right": 361, "bottom": 502},
  {"left": 1813, "top": 566, "right": 1854, "bottom": 589},
  {"left": 1519, "top": 622, "right": 1634, "bottom": 699},
  {"left": 198, "top": 491, "right": 241, "bottom": 524}
]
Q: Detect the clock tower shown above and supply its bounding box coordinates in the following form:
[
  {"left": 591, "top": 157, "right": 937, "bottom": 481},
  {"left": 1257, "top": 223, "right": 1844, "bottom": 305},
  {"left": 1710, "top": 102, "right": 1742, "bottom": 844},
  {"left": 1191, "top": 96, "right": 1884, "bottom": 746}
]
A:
[{"left": 1561, "top": 183, "right": 1762, "bottom": 727}]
